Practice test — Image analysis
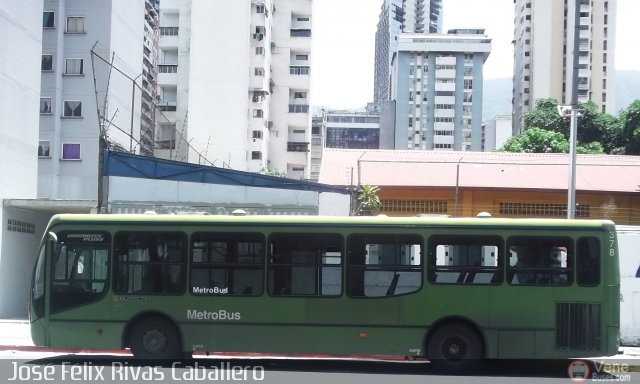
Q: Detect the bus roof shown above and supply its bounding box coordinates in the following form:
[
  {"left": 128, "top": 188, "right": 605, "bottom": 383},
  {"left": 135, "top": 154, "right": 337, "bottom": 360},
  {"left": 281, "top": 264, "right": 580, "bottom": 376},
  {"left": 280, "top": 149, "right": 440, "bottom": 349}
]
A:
[{"left": 47, "top": 213, "right": 615, "bottom": 230}]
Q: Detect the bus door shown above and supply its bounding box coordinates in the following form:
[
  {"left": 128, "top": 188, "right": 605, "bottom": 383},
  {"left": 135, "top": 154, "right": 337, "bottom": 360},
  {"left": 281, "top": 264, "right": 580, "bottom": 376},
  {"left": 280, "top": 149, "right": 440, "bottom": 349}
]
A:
[
  {"left": 265, "top": 232, "right": 346, "bottom": 354},
  {"left": 47, "top": 232, "right": 111, "bottom": 349},
  {"left": 30, "top": 236, "right": 53, "bottom": 346},
  {"left": 344, "top": 234, "right": 423, "bottom": 355}
]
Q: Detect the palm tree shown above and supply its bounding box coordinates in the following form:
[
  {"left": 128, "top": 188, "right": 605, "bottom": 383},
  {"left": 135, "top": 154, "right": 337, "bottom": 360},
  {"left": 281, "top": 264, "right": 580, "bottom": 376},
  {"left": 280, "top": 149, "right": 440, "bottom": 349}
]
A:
[{"left": 355, "top": 184, "right": 382, "bottom": 216}]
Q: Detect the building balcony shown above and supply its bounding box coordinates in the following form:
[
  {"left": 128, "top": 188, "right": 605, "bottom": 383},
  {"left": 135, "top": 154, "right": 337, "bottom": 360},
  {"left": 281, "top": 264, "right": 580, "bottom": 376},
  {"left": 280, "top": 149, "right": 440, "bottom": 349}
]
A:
[
  {"left": 157, "top": 101, "right": 177, "bottom": 111},
  {"left": 288, "top": 73, "right": 310, "bottom": 90},
  {"left": 159, "top": 33, "right": 179, "bottom": 49},
  {"left": 289, "top": 132, "right": 307, "bottom": 142},
  {"left": 289, "top": 66, "right": 310, "bottom": 76},
  {"left": 287, "top": 142, "right": 309, "bottom": 152},
  {"left": 155, "top": 139, "right": 176, "bottom": 150},
  {"left": 157, "top": 65, "right": 178, "bottom": 85},
  {"left": 290, "top": 29, "right": 311, "bottom": 38},
  {"left": 158, "top": 64, "right": 177, "bottom": 73},
  {"left": 291, "top": 17, "right": 311, "bottom": 30},
  {"left": 288, "top": 104, "right": 309, "bottom": 113},
  {"left": 160, "top": 27, "right": 178, "bottom": 36}
]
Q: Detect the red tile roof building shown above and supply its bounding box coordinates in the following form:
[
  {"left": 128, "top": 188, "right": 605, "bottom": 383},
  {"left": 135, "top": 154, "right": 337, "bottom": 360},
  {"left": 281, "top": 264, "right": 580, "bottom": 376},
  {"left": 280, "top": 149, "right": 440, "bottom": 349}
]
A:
[{"left": 319, "top": 149, "right": 640, "bottom": 224}]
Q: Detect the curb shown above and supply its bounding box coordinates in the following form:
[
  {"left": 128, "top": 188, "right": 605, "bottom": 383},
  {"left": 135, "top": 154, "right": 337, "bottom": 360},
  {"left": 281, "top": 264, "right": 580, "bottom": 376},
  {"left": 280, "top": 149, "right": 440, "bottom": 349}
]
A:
[
  {"left": 1, "top": 345, "right": 639, "bottom": 370},
  {"left": 0, "top": 345, "right": 130, "bottom": 355}
]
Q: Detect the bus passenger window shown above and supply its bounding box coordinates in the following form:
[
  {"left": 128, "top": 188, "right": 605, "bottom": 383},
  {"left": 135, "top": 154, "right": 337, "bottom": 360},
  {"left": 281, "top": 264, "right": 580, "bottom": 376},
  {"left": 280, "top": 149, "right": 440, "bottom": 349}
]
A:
[
  {"left": 190, "top": 233, "right": 264, "bottom": 296},
  {"left": 113, "top": 232, "right": 186, "bottom": 295},
  {"left": 577, "top": 237, "right": 600, "bottom": 286},
  {"left": 428, "top": 235, "right": 501, "bottom": 285},
  {"left": 267, "top": 233, "right": 342, "bottom": 297},
  {"left": 508, "top": 237, "right": 573, "bottom": 286},
  {"left": 347, "top": 234, "right": 422, "bottom": 297}
]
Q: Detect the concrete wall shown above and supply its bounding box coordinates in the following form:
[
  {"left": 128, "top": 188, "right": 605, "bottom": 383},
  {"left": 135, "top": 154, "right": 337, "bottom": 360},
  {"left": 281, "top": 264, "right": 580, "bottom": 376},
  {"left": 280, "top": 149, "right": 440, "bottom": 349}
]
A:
[
  {"left": 188, "top": 0, "right": 251, "bottom": 169},
  {"left": 318, "top": 192, "right": 350, "bottom": 216},
  {"left": 0, "top": 0, "right": 42, "bottom": 201},
  {"left": 0, "top": 207, "right": 51, "bottom": 318},
  {"left": 0, "top": 0, "right": 43, "bottom": 318},
  {"left": 107, "top": 176, "right": 350, "bottom": 216}
]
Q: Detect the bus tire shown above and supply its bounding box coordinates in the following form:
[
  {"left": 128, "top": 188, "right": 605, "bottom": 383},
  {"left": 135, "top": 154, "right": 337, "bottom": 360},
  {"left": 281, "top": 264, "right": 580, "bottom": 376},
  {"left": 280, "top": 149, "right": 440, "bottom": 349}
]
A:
[
  {"left": 128, "top": 316, "right": 182, "bottom": 360},
  {"left": 426, "top": 323, "right": 482, "bottom": 371}
]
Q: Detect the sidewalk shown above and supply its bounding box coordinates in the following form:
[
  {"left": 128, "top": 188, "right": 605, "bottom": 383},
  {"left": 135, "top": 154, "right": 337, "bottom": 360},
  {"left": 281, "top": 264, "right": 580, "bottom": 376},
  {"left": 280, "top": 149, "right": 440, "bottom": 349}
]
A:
[
  {"left": 1, "top": 319, "right": 639, "bottom": 365},
  {"left": 0, "top": 320, "right": 33, "bottom": 347}
]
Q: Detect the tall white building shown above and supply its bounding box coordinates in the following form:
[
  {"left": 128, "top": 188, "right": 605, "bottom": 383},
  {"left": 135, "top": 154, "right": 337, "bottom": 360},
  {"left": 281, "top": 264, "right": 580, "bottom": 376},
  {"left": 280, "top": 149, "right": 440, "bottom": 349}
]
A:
[
  {"left": 140, "top": 0, "right": 160, "bottom": 156},
  {"left": 0, "top": 0, "right": 44, "bottom": 318},
  {"left": 38, "top": 0, "right": 151, "bottom": 201},
  {"left": 391, "top": 30, "right": 491, "bottom": 151},
  {"left": 0, "top": 1, "right": 42, "bottom": 201},
  {"left": 512, "top": 0, "right": 616, "bottom": 134},
  {"left": 155, "top": 0, "right": 313, "bottom": 179},
  {"left": 374, "top": 0, "right": 443, "bottom": 102}
]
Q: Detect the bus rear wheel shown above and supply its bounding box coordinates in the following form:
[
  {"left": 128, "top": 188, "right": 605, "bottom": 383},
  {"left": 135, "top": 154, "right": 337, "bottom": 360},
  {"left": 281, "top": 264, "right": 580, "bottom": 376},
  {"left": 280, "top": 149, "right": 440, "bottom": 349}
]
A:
[
  {"left": 426, "top": 323, "right": 482, "bottom": 371},
  {"left": 128, "top": 317, "right": 182, "bottom": 360}
]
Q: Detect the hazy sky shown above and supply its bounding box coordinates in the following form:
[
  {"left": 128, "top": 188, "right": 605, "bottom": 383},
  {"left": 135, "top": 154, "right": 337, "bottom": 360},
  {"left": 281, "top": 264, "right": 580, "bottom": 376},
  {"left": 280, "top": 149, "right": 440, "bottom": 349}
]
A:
[{"left": 311, "top": 0, "right": 639, "bottom": 109}]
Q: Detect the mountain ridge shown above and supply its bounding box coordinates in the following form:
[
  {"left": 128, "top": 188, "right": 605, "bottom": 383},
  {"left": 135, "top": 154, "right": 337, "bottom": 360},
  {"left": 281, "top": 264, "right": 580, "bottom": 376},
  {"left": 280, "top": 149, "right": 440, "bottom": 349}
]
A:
[{"left": 483, "top": 70, "right": 640, "bottom": 120}]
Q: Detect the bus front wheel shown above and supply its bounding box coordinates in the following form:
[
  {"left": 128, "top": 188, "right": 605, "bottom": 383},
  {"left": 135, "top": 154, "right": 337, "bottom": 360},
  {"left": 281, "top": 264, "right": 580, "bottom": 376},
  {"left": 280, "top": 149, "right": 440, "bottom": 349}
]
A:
[
  {"left": 128, "top": 317, "right": 182, "bottom": 360},
  {"left": 426, "top": 323, "right": 482, "bottom": 371}
]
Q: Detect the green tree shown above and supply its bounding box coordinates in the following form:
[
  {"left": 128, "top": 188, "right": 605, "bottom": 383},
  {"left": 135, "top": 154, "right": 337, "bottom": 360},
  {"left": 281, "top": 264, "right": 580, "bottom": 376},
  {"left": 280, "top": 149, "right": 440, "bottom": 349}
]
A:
[
  {"left": 523, "top": 98, "right": 568, "bottom": 135},
  {"left": 576, "top": 141, "right": 604, "bottom": 154},
  {"left": 521, "top": 98, "right": 621, "bottom": 153},
  {"left": 575, "top": 101, "right": 622, "bottom": 153},
  {"left": 619, "top": 99, "right": 640, "bottom": 155},
  {"left": 498, "top": 127, "right": 569, "bottom": 153},
  {"left": 259, "top": 167, "right": 287, "bottom": 177},
  {"left": 355, "top": 184, "right": 382, "bottom": 216}
]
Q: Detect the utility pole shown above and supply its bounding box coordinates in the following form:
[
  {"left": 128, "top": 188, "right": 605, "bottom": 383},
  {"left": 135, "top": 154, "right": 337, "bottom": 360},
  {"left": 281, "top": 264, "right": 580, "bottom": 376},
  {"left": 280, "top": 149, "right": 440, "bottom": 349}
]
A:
[
  {"left": 567, "top": 0, "right": 582, "bottom": 219},
  {"left": 130, "top": 73, "right": 142, "bottom": 153}
]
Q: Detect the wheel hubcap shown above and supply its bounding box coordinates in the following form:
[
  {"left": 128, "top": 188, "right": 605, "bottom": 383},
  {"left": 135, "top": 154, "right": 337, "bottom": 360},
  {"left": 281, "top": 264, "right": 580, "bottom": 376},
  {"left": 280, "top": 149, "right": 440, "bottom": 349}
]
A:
[
  {"left": 142, "top": 329, "right": 167, "bottom": 355},
  {"left": 443, "top": 337, "right": 466, "bottom": 360}
]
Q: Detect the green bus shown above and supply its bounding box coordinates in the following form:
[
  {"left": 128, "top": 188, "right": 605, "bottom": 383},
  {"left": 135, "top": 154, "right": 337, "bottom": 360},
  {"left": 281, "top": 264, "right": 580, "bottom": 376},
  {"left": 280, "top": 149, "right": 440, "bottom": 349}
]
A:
[{"left": 30, "top": 213, "right": 620, "bottom": 368}]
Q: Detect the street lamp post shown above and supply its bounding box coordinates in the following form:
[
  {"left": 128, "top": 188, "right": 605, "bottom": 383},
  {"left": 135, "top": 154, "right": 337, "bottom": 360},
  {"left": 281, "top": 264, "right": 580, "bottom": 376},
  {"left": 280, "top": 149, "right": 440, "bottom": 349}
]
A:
[{"left": 566, "top": 0, "right": 582, "bottom": 220}]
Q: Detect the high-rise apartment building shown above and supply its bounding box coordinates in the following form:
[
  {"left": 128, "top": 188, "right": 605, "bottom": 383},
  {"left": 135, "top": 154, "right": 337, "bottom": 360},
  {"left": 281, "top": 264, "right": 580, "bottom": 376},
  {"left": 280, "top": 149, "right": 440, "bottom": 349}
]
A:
[
  {"left": 0, "top": 0, "right": 43, "bottom": 318},
  {"left": 374, "top": 0, "right": 443, "bottom": 102},
  {"left": 140, "top": 0, "right": 160, "bottom": 156},
  {"left": 1, "top": 1, "right": 42, "bottom": 202},
  {"left": 155, "top": 0, "right": 313, "bottom": 179},
  {"left": 38, "top": 0, "right": 153, "bottom": 200},
  {"left": 391, "top": 30, "right": 491, "bottom": 151},
  {"left": 512, "top": 0, "right": 616, "bottom": 134}
]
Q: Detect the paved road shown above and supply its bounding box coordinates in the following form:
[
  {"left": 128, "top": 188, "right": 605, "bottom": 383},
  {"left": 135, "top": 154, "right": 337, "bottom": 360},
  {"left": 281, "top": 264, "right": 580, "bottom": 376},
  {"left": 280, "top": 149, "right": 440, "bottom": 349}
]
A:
[{"left": 0, "top": 351, "right": 638, "bottom": 384}]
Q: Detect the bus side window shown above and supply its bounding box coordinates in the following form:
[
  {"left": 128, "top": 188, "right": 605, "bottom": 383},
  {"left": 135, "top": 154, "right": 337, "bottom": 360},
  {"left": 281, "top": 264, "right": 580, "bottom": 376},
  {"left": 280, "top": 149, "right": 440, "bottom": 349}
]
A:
[
  {"left": 346, "top": 234, "right": 422, "bottom": 297},
  {"left": 267, "top": 233, "right": 343, "bottom": 297},
  {"left": 190, "top": 233, "right": 265, "bottom": 296},
  {"left": 577, "top": 237, "right": 600, "bottom": 286},
  {"left": 508, "top": 237, "right": 572, "bottom": 286},
  {"left": 113, "top": 232, "right": 186, "bottom": 295},
  {"left": 428, "top": 235, "right": 501, "bottom": 285}
]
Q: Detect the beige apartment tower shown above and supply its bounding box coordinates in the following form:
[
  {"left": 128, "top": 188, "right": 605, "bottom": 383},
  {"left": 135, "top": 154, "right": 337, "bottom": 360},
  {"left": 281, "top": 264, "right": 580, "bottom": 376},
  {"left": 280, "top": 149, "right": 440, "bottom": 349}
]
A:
[{"left": 512, "top": 0, "right": 616, "bottom": 134}]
